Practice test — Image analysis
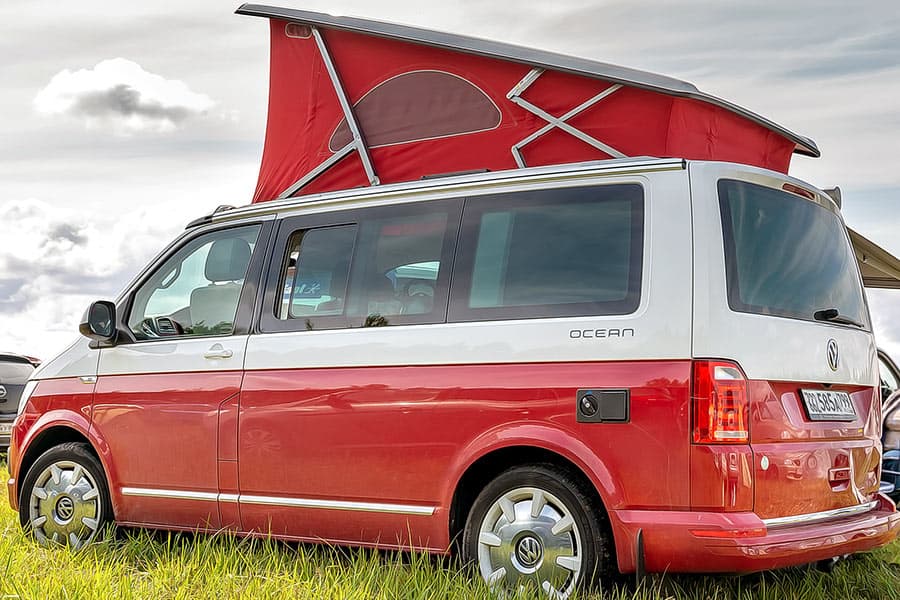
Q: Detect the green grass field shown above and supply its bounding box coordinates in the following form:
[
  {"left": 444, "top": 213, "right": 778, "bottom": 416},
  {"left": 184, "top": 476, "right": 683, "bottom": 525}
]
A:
[{"left": 2, "top": 460, "right": 900, "bottom": 600}]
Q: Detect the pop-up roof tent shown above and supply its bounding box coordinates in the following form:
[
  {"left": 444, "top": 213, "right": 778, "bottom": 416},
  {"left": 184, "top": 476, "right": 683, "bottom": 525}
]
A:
[{"left": 236, "top": 4, "right": 820, "bottom": 203}]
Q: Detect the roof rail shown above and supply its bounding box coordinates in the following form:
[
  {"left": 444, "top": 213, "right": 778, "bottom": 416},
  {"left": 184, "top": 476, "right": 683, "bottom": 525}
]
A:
[{"left": 185, "top": 205, "right": 237, "bottom": 229}]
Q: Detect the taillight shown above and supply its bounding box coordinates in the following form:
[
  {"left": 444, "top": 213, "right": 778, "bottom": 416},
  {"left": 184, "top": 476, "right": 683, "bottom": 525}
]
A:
[{"left": 692, "top": 360, "right": 749, "bottom": 444}]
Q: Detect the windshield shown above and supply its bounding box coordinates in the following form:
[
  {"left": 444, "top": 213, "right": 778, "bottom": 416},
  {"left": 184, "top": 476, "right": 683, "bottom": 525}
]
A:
[{"left": 718, "top": 179, "right": 868, "bottom": 328}]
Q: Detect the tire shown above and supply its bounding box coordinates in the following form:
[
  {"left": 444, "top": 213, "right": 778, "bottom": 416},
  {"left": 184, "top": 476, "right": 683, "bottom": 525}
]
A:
[
  {"left": 18, "top": 442, "right": 113, "bottom": 549},
  {"left": 462, "top": 464, "right": 614, "bottom": 598}
]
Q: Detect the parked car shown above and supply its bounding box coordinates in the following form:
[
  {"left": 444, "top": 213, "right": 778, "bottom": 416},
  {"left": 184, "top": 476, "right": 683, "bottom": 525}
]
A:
[
  {"left": 879, "top": 349, "right": 900, "bottom": 500},
  {"left": 0, "top": 354, "right": 37, "bottom": 451}
]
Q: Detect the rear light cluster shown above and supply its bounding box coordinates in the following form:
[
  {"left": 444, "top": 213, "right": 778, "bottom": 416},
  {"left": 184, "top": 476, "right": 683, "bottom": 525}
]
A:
[{"left": 692, "top": 360, "right": 749, "bottom": 444}]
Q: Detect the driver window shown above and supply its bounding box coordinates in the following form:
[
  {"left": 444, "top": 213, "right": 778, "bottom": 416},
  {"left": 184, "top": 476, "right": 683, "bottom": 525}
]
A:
[{"left": 128, "top": 225, "right": 261, "bottom": 340}]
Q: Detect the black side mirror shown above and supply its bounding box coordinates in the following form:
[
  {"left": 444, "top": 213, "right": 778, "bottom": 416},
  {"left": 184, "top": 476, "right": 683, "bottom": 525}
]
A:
[{"left": 79, "top": 300, "right": 118, "bottom": 343}]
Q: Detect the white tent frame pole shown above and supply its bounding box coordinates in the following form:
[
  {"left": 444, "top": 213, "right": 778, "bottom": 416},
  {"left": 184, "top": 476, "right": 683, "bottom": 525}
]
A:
[
  {"left": 275, "top": 27, "right": 379, "bottom": 199},
  {"left": 508, "top": 68, "right": 627, "bottom": 168},
  {"left": 312, "top": 26, "right": 378, "bottom": 186},
  {"left": 277, "top": 143, "right": 355, "bottom": 199}
]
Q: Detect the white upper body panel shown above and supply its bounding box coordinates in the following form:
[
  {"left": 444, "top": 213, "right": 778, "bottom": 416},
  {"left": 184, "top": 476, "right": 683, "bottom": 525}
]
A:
[
  {"left": 97, "top": 336, "right": 248, "bottom": 376},
  {"left": 245, "top": 167, "right": 694, "bottom": 370},
  {"left": 31, "top": 337, "right": 98, "bottom": 380},
  {"left": 35, "top": 158, "right": 875, "bottom": 380}
]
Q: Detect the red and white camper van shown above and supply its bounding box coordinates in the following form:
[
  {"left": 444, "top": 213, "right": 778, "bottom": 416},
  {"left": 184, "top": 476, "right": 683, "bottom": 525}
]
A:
[{"left": 7, "top": 5, "right": 898, "bottom": 598}]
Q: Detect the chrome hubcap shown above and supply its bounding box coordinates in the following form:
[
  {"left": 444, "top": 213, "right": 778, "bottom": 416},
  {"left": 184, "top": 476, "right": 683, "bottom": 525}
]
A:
[
  {"left": 28, "top": 460, "right": 102, "bottom": 548},
  {"left": 477, "top": 487, "right": 582, "bottom": 598}
]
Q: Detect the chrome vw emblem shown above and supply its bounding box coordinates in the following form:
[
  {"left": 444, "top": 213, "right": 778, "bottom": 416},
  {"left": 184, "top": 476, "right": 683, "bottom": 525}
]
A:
[
  {"left": 515, "top": 535, "right": 543, "bottom": 567},
  {"left": 827, "top": 339, "right": 839, "bottom": 371},
  {"left": 55, "top": 496, "right": 75, "bottom": 521},
  {"left": 0, "top": 385, "right": 6, "bottom": 400}
]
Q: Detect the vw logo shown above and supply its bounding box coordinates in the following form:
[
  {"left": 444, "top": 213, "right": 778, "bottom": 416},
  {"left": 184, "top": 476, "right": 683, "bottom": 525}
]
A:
[
  {"left": 827, "top": 339, "right": 839, "bottom": 371},
  {"left": 0, "top": 385, "right": 6, "bottom": 400},
  {"left": 515, "top": 535, "right": 543, "bottom": 568},
  {"left": 56, "top": 496, "right": 75, "bottom": 521}
]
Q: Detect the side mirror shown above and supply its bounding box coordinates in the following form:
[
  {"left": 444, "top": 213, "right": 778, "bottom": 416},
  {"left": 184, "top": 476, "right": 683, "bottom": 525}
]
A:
[{"left": 79, "top": 300, "right": 118, "bottom": 343}]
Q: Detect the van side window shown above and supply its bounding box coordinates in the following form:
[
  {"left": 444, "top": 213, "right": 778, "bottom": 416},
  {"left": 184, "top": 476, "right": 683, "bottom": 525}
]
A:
[
  {"left": 128, "top": 225, "right": 261, "bottom": 340},
  {"left": 348, "top": 212, "right": 450, "bottom": 326},
  {"left": 277, "top": 225, "right": 357, "bottom": 320},
  {"left": 450, "top": 184, "right": 644, "bottom": 322},
  {"left": 262, "top": 200, "right": 461, "bottom": 332}
]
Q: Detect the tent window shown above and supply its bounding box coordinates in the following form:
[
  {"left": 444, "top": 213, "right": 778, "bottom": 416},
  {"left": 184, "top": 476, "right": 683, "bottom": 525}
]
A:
[{"left": 329, "top": 70, "right": 501, "bottom": 151}]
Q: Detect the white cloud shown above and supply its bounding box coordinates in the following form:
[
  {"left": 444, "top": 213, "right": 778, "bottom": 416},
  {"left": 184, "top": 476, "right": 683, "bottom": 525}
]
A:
[
  {"left": 33, "top": 58, "right": 215, "bottom": 133},
  {"left": 0, "top": 197, "right": 192, "bottom": 359}
]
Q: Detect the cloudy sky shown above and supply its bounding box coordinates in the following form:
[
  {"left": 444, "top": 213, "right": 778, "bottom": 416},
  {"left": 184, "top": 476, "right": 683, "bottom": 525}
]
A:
[{"left": 1, "top": 0, "right": 898, "bottom": 361}]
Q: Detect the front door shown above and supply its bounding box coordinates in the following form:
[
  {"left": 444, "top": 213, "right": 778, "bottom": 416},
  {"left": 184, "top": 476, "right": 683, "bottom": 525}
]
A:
[{"left": 92, "top": 223, "right": 265, "bottom": 530}]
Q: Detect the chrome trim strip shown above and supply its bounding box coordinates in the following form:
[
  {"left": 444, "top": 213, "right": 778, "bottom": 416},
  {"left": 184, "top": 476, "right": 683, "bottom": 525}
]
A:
[
  {"left": 120, "top": 487, "right": 435, "bottom": 516},
  {"left": 121, "top": 487, "right": 219, "bottom": 502},
  {"left": 239, "top": 494, "right": 435, "bottom": 515},
  {"left": 762, "top": 500, "right": 879, "bottom": 529}
]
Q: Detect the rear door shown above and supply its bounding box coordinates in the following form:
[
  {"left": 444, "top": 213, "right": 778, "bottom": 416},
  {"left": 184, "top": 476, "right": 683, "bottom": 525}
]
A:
[
  {"left": 93, "top": 221, "right": 269, "bottom": 529},
  {"left": 690, "top": 163, "right": 879, "bottom": 519}
]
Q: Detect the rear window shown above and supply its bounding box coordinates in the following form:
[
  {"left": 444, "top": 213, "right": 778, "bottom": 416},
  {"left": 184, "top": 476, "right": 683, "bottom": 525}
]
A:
[{"left": 718, "top": 179, "right": 868, "bottom": 328}]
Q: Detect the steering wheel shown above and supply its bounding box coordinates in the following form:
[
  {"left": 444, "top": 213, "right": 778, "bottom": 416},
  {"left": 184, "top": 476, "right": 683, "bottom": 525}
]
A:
[{"left": 138, "top": 318, "right": 160, "bottom": 339}]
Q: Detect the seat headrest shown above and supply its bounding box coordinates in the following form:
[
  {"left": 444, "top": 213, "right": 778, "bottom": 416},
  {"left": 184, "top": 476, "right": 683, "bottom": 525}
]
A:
[{"left": 205, "top": 238, "right": 252, "bottom": 282}]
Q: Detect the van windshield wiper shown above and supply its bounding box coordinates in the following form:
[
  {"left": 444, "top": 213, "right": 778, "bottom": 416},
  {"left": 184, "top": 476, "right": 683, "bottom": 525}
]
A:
[{"left": 813, "top": 308, "right": 864, "bottom": 328}]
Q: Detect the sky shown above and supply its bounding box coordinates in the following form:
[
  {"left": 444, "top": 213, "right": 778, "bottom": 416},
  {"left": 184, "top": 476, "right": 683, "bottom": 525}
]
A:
[{"left": 0, "top": 0, "right": 898, "bottom": 361}]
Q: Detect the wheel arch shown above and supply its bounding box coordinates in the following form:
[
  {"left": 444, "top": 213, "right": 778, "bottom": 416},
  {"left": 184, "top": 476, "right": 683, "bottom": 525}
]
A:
[
  {"left": 14, "top": 423, "right": 110, "bottom": 514},
  {"left": 447, "top": 439, "right": 619, "bottom": 558}
]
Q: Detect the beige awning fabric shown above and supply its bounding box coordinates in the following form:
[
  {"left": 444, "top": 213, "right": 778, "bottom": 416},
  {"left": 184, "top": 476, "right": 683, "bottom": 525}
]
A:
[{"left": 849, "top": 228, "right": 900, "bottom": 289}]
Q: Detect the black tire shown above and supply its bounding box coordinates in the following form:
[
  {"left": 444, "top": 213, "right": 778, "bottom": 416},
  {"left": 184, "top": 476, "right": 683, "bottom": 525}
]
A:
[
  {"left": 462, "top": 463, "right": 614, "bottom": 597},
  {"left": 19, "top": 442, "right": 113, "bottom": 548}
]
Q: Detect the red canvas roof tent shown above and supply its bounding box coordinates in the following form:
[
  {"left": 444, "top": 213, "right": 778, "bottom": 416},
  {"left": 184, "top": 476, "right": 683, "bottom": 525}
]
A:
[{"left": 237, "top": 4, "right": 820, "bottom": 203}]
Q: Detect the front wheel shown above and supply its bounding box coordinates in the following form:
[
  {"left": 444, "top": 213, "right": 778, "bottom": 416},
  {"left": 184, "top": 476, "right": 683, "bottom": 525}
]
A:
[
  {"left": 462, "top": 464, "right": 613, "bottom": 598},
  {"left": 19, "top": 442, "right": 112, "bottom": 549}
]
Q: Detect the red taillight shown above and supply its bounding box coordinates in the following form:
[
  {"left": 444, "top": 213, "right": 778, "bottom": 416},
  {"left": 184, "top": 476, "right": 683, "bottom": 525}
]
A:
[{"left": 692, "top": 360, "right": 749, "bottom": 444}]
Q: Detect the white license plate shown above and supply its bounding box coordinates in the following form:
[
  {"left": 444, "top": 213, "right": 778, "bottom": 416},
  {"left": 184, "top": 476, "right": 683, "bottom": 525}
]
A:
[
  {"left": 0, "top": 423, "right": 12, "bottom": 435},
  {"left": 801, "top": 389, "right": 856, "bottom": 421}
]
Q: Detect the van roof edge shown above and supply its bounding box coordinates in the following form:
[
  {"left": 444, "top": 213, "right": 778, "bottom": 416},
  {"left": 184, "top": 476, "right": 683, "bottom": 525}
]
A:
[{"left": 209, "top": 157, "right": 685, "bottom": 223}]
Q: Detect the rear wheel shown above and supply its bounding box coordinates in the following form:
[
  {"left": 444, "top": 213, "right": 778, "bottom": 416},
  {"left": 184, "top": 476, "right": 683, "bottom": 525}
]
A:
[
  {"left": 462, "top": 464, "right": 613, "bottom": 598},
  {"left": 19, "top": 442, "right": 112, "bottom": 549}
]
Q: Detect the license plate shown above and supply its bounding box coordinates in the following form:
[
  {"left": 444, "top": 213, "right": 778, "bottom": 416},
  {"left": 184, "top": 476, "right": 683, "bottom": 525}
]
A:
[
  {"left": 801, "top": 389, "right": 856, "bottom": 421},
  {"left": 0, "top": 423, "right": 12, "bottom": 435}
]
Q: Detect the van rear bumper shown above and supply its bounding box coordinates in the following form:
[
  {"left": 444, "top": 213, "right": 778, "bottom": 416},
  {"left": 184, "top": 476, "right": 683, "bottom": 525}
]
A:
[{"left": 613, "top": 495, "right": 900, "bottom": 573}]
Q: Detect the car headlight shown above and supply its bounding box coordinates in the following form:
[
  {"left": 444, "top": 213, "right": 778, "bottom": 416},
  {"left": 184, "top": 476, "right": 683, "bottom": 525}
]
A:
[{"left": 17, "top": 380, "right": 37, "bottom": 416}]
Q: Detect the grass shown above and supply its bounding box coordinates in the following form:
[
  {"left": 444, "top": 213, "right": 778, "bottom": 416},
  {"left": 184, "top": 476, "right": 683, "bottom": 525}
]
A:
[{"left": 2, "top": 458, "right": 900, "bottom": 599}]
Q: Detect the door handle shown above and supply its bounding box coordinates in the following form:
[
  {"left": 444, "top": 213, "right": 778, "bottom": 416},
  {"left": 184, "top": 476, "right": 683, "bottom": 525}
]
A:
[{"left": 204, "top": 344, "right": 234, "bottom": 360}]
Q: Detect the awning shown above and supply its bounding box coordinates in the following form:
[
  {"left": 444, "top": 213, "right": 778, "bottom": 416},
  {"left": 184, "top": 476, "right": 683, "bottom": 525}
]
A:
[{"left": 849, "top": 228, "right": 900, "bottom": 290}]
